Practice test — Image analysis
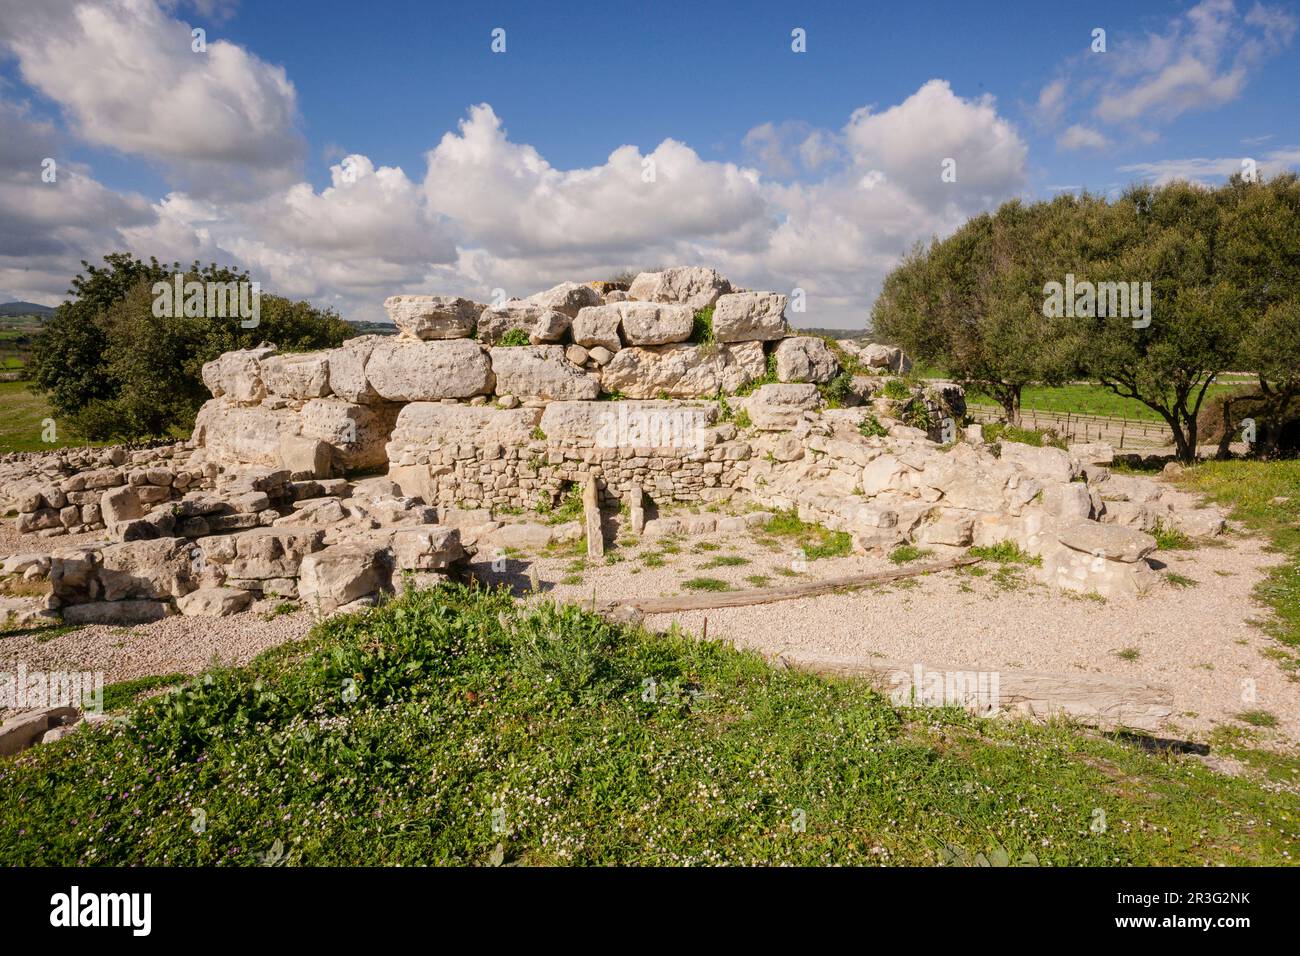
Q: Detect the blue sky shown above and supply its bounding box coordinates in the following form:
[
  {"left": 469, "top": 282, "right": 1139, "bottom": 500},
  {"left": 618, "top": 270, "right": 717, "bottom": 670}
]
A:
[{"left": 1, "top": 0, "right": 1297, "bottom": 326}]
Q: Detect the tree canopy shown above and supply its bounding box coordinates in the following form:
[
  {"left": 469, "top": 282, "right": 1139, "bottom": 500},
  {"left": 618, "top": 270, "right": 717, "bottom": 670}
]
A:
[{"left": 30, "top": 253, "right": 355, "bottom": 442}]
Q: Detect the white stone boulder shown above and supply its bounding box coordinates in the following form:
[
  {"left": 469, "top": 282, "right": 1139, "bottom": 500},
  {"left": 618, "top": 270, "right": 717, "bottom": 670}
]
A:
[
  {"left": 177, "top": 587, "right": 253, "bottom": 617},
  {"left": 571, "top": 305, "right": 624, "bottom": 351},
  {"left": 743, "top": 383, "right": 820, "bottom": 431},
  {"left": 488, "top": 346, "right": 601, "bottom": 401},
  {"left": 615, "top": 301, "right": 696, "bottom": 346},
  {"left": 298, "top": 542, "right": 393, "bottom": 615},
  {"left": 627, "top": 267, "right": 731, "bottom": 309},
  {"left": 599, "top": 341, "right": 765, "bottom": 398},
  {"left": 261, "top": 352, "right": 332, "bottom": 399},
  {"left": 326, "top": 336, "right": 385, "bottom": 404},
  {"left": 96, "top": 537, "right": 195, "bottom": 602},
  {"left": 365, "top": 338, "right": 493, "bottom": 401},
  {"left": 201, "top": 345, "right": 276, "bottom": 403},
  {"left": 712, "top": 292, "right": 788, "bottom": 343},
  {"left": 999, "top": 441, "right": 1077, "bottom": 483},
  {"left": 528, "top": 281, "right": 603, "bottom": 318},
  {"left": 477, "top": 302, "right": 571, "bottom": 345},
  {"left": 774, "top": 336, "right": 840, "bottom": 384},
  {"left": 383, "top": 295, "right": 479, "bottom": 339},
  {"left": 1057, "top": 521, "right": 1156, "bottom": 563}
]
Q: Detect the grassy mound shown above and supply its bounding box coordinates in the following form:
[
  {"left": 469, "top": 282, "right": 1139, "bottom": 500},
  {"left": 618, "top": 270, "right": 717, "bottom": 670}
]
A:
[{"left": 1, "top": 584, "right": 1294, "bottom": 865}]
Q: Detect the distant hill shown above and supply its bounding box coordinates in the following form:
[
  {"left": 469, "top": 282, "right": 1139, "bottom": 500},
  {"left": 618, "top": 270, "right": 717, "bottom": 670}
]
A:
[
  {"left": 346, "top": 319, "right": 399, "bottom": 336},
  {"left": 0, "top": 301, "right": 55, "bottom": 318},
  {"left": 790, "top": 325, "right": 869, "bottom": 340}
]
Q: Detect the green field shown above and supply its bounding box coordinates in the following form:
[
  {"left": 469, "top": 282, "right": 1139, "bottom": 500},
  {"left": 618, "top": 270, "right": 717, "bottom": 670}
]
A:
[
  {"left": 963, "top": 379, "right": 1254, "bottom": 422},
  {"left": 1, "top": 584, "right": 1295, "bottom": 866},
  {"left": 0, "top": 381, "right": 62, "bottom": 453}
]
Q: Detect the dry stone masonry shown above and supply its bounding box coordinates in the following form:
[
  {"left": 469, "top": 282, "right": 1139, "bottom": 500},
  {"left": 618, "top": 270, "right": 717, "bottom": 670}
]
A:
[{"left": 3, "top": 266, "right": 1227, "bottom": 629}]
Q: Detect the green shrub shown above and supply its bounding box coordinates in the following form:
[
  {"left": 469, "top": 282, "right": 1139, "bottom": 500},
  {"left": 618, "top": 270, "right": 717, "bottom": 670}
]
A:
[
  {"left": 858, "top": 415, "right": 888, "bottom": 439},
  {"left": 498, "top": 328, "right": 532, "bottom": 347},
  {"left": 882, "top": 378, "right": 912, "bottom": 401},
  {"left": 691, "top": 307, "right": 715, "bottom": 346}
]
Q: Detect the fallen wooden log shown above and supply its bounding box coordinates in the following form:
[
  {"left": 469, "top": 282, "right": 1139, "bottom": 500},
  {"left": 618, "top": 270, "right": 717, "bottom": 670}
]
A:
[
  {"left": 772, "top": 650, "right": 1174, "bottom": 732},
  {"left": 599, "top": 555, "right": 980, "bottom": 615}
]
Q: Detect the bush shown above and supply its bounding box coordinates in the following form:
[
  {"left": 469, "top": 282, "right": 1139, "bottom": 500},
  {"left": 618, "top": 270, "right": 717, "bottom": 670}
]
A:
[
  {"left": 858, "top": 415, "right": 888, "bottom": 439},
  {"left": 29, "top": 253, "right": 354, "bottom": 441},
  {"left": 498, "top": 328, "right": 532, "bottom": 347}
]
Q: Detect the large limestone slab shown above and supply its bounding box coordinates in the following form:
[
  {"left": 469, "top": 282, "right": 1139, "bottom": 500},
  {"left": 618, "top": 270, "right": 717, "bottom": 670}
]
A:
[
  {"left": 200, "top": 345, "right": 276, "bottom": 403},
  {"left": 261, "top": 352, "right": 332, "bottom": 399},
  {"left": 488, "top": 345, "right": 600, "bottom": 401},
  {"left": 97, "top": 537, "right": 194, "bottom": 601},
  {"left": 326, "top": 335, "right": 385, "bottom": 404},
  {"left": 193, "top": 399, "right": 294, "bottom": 469},
  {"left": 299, "top": 542, "right": 393, "bottom": 615},
  {"left": 615, "top": 301, "right": 695, "bottom": 346},
  {"left": 628, "top": 267, "right": 731, "bottom": 309},
  {"left": 774, "top": 336, "right": 840, "bottom": 384},
  {"left": 365, "top": 338, "right": 493, "bottom": 401},
  {"left": 571, "top": 305, "right": 624, "bottom": 351},
  {"left": 387, "top": 402, "right": 541, "bottom": 451},
  {"left": 599, "top": 341, "right": 765, "bottom": 398},
  {"left": 383, "top": 295, "right": 480, "bottom": 339},
  {"left": 528, "top": 281, "right": 603, "bottom": 318},
  {"left": 999, "top": 442, "right": 1077, "bottom": 484},
  {"left": 712, "top": 292, "right": 788, "bottom": 342},
  {"left": 299, "top": 399, "right": 401, "bottom": 471},
  {"left": 1057, "top": 521, "right": 1156, "bottom": 563},
  {"left": 477, "top": 302, "right": 571, "bottom": 345},
  {"left": 539, "top": 400, "right": 716, "bottom": 447},
  {"left": 743, "top": 383, "right": 819, "bottom": 431}
]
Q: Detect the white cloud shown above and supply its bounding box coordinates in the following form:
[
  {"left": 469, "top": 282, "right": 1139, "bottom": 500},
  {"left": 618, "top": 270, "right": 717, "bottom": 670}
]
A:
[
  {"left": 0, "top": 0, "right": 304, "bottom": 199},
  {"left": 1035, "top": 0, "right": 1295, "bottom": 150},
  {"left": 0, "top": 1, "right": 1030, "bottom": 329},
  {"left": 1057, "top": 124, "right": 1110, "bottom": 151},
  {"left": 1119, "top": 146, "right": 1300, "bottom": 185}
]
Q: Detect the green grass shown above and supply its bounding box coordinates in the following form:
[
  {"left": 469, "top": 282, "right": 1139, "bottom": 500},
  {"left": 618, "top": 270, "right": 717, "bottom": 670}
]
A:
[
  {"left": 761, "top": 508, "right": 853, "bottom": 560},
  {"left": 681, "top": 576, "right": 731, "bottom": 592},
  {"left": 967, "top": 541, "right": 1042, "bottom": 566},
  {"left": 1164, "top": 572, "right": 1198, "bottom": 589},
  {"left": 858, "top": 415, "right": 888, "bottom": 439},
  {"left": 983, "top": 422, "right": 1067, "bottom": 450},
  {"left": 1235, "top": 710, "right": 1279, "bottom": 729},
  {"left": 0, "top": 382, "right": 60, "bottom": 453},
  {"left": 1, "top": 584, "right": 1295, "bottom": 865},
  {"left": 535, "top": 485, "right": 584, "bottom": 525},
  {"left": 100, "top": 673, "right": 191, "bottom": 712},
  {"left": 1179, "top": 460, "right": 1300, "bottom": 653},
  {"left": 700, "top": 555, "right": 749, "bottom": 569},
  {"left": 967, "top": 381, "right": 1245, "bottom": 423},
  {"left": 888, "top": 544, "right": 932, "bottom": 564},
  {"left": 744, "top": 574, "right": 772, "bottom": 588},
  {"left": 1151, "top": 521, "right": 1194, "bottom": 551}
]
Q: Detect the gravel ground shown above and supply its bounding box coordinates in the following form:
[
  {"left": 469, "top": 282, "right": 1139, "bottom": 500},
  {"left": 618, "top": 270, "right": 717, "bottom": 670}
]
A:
[
  {"left": 479, "top": 524, "right": 1299, "bottom": 748},
  {"left": 0, "top": 601, "right": 314, "bottom": 688},
  {"left": 4, "top": 509, "right": 1297, "bottom": 749}
]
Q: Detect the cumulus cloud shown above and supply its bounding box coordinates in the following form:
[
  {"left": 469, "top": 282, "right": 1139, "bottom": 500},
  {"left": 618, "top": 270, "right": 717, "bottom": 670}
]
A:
[
  {"left": 0, "top": 0, "right": 303, "bottom": 198},
  {"left": 0, "top": 3, "right": 1030, "bottom": 327}
]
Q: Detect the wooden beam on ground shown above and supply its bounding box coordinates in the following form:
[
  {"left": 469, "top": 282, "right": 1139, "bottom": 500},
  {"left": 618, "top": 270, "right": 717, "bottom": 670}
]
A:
[
  {"left": 599, "top": 555, "right": 980, "bottom": 615},
  {"left": 772, "top": 650, "right": 1174, "bottom": 732}
]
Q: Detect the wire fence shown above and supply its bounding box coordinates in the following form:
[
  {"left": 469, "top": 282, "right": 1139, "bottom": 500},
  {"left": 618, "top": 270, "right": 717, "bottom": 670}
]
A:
[{"left": 965, "top": 403, "right": 1173, "bottom": 449}]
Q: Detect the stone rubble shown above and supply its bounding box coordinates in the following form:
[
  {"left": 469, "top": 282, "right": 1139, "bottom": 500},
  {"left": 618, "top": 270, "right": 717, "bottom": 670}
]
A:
[{"left": 3, "top": 267, "right": 1228, "bottom": 633}]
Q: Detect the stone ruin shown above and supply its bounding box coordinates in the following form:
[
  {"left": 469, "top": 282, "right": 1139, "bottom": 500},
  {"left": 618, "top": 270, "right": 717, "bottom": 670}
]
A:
[{"left": 2, "top": 266, "right": 1227, "bottom": 629}]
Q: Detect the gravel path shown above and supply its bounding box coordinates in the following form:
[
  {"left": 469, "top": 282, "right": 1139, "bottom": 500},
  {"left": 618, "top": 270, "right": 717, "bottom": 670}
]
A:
[
  {"left": 5, "top": 510, "right": 1297, "bottom": 749},
  {"left": 489, "top": 525, "right": 1299, "bottom": 748}
]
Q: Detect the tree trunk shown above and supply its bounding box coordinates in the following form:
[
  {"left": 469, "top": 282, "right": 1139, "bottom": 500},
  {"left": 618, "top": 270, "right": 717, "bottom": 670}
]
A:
[{"left": 1000, "top": 386, "right": 1022, "bottom": 427}]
